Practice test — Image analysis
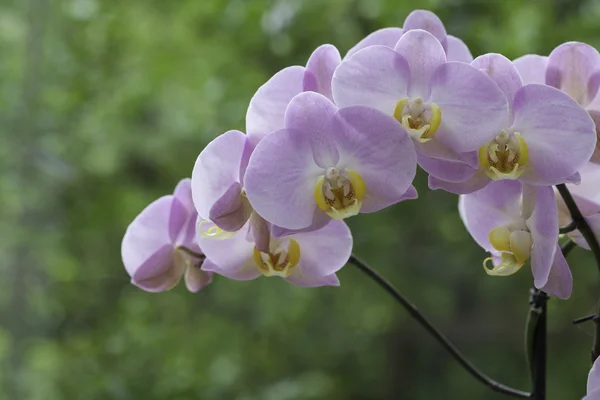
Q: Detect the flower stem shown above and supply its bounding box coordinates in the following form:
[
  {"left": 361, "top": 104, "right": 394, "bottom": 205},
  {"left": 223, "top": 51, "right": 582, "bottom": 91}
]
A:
[
  {"left": 556, "top": 184, "right": 600, "bottom": 362},
  {"left": 560, "top": 240, "right": 576, "bottom": 256},
  {"left": 527, "top": 289, "right": 548, "bottom": 400},
  {"left": 559, "top": 220, "right": 578, "bottom": 234},
  {"left": 349, "top": 254, "right": 531, "bottom": 399}
]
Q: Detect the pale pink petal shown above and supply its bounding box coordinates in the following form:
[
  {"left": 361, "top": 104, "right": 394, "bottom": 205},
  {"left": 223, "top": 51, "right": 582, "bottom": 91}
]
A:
[
  {"left": 539, "top": 244, "right": 572, "bottom": 299},
  {"left": 429, "top": 172, "right": 490, "bottom": 195},
  {"left": 246, "top": 66, "right": 305, "bottom": 145},
  {"left": 429, "top": 62, "right": 509, "bottom": 153},
  {"left": 122, "top": 196, "right": 176, "bottom": 277},
  {"left": 511, "top": 84, "right": 596, "bottom": 186},
  {"left": 472, "top": 53, "right": 523, "bottom": 107},
  {"left": 244, "top": 126, "right": 322, "bottom": 230},
  {"left": 304, "top": 44, "right": 341, "bottom": 102},
  {"left": 525, "top": 185, "right": 559, "bottom": 288},
  {"left": 546, "top": 42, "right": 600, "bottom": 107},
  {"left": 191, "top": 130, "right": 247, "bottom": 220},
  {"left": 332, "top": 45, "right": 410, "bottom": 115},
  {"left": 402, "top": 10, "right": 448, "bottom": 51},
  {"left": 513, "top": 54, "right": 548, "bottom": 85},
  {"left": 344, "top": 27, "right": 403, "bottom": 60},
  {"left": 332, "top": 106, "right": 417, "bottom": 212},
  {"left": 286, "top": 272, "right": 340, "bottom": 287},
  {"left": 394, "top": 29, "right": 446, "bottom": 99},
  {"left": 198, "top": 223, "right": 261, "bottom": 281},
  {"left": 184, "top": 266, "right": 213, "bottom": 293},
  {"left": 284, "top": 92, "right": 339, "bottom": 167},
  {"left": 446, "top": 35, "right": 473, "bottom": 63},
  {"left": 287, "top": 220, "right": 353, "bottom": 277}
]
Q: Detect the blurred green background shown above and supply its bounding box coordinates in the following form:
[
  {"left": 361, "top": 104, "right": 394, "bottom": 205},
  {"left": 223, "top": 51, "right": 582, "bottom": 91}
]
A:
[{"left": 3, "top": 0, "right": 600, "bottom": 398}]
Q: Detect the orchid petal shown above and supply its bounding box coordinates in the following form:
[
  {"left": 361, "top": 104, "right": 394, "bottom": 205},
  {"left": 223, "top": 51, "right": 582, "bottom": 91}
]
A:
[
  {"left": 546, "top": 42, "right": 600, "bottom": 107},
  {"left": 333, "top": 45, "right": 410, "bottom": 115},
  {"left": 569, "top": 213, "right": 600, "bottom": 250},
  {"left": 192, "top": 130, "right": 247, "bottom": 220},
  {"left": 249, "top": 212, "right": 270, "bottom": 253},
  {"left": 208, "top": 182, "right": 251, "bottom": 232},
  {"left": 429, "top": 62, "right": 509, "bottom": 153},
  {"left": 198, "top": 224, "right": 261, "bottom": 280},
  {"left": 511, "top": 84, "right": 596, "bottom": 185},
  {"left": 168, "top": 197, "right": 189, "bottom": 245},
  {"left": 244, "top": 126, "right": 322, "bottom": 230},
  {"left": 184, "top": 266, "right": 213, "bottom": 293},
  {"left": 344, "top": 27, "right": 403, "bottom": 60},
  {"left": 446, "top": 35, "right": 473, "bottom": 63},
  {"left": 400, "top": 185, "right": 418, "bottom": 201},
  {"left": 284, "top": 92, "right": 339, "bottom": 167},
  {"left": 525, "top": 185, "right": 558, "bottom": 288},
  {"left": 539, "top": 244, "right": 572, "bottom": 299},
  {"left": 270, "top": 209, "right": 331, "bottom": 239},
  {"left": 512, "top": 55, "right": 548, "bottom": 85},
  {"left": 285, "top": 220, "right": 352, "bottom": 277},
  {"left": 402, "top": 10, "right": 448, "bottom": 51},
  {"left": 286, "top": 272, "right": 340, "bottom": 287},
  {"left": 394, "top": 29, "right": 446, "bottom": 99},
  {"left": 587, "top": 358, "right": 600, "bottom": 397},
  {"left": 417, "top": 152, "right": 478, "bottom": 183},
  {"left": 459, "top": 180, "right": 523, "bottom": 250},
  {"left": 304, "top": 44, "right": 341, "bottom": 102},
  {"left": 332, "top": 106, "right": 417, "bottom": 212},
  {"left": 173, "top": 178, "right": 198, "bottom": 247},
  {"left": 131, "top": 251, "right": 185, "bottom": 293},
  {"left": 568, "top": 162, "right": 600, "bottom": 204},
  {"left": 246, "top": 66, "right": 305, "bottom": 145},
  {"left": 173, "top": 178, "right": 195, "bottom": 214},
  {"left": 472, "top": 53, "right": 523, "bottom": 108},
  {"left": 429, "top": 172, "right": 490, "bottom": 195},
  {"left": 122, "top": 196, "right": 177, "bottom": 277},
  {"left": 586, "top": 110, "right": 600, "bottom": 165}
]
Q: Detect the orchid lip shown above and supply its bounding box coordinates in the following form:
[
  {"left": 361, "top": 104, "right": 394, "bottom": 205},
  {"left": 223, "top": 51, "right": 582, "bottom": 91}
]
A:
[
  {"left": 253, "top": 238, "right": 301, "bottom": 277},
  {"left": 483, "top": 252, "right": 526, "bottom": 276},
  {"left": 484, "top": 225, "right": 533, "bottom": 277},
  {"left": 314, "top": 168, "right": 366, "bottom": 220},
  {"left": 479, "top": 131, "right": 529, "bottom": 180},
  {"left": 393, "top": 97, "right": 441, "bottom": 143}
]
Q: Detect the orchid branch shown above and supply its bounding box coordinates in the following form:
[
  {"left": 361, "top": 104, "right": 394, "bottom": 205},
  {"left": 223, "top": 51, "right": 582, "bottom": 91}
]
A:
[
  {"left": 556, "top": 184, "right": 600, "bottom": 362},
  {"left": 560, "top": 239, "right": 576, "bottom": 256},
  {"left": 559, "top": 220, "right": 578, "bottom": 234},
  {"left": 527, "top": 289, "right": 548, "bottom": 400},
  {"left": 348, "top": 254, "right": 532, "bottom": 399}
]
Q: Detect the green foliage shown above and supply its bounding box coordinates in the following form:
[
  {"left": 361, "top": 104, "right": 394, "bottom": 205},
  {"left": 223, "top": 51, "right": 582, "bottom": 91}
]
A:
[{"left": 3, "top": 0, "right": 600, "bottom": 398}]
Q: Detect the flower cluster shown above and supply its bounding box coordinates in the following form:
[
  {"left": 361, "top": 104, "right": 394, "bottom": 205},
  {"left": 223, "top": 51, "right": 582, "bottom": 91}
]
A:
[{"left": 122, "top": 10, "right": 600, "bottom": 300}]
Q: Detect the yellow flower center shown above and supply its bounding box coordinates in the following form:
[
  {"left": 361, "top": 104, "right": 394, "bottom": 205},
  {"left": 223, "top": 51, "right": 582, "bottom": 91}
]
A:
[
  {"left": 253, "top": 238, "right": 301, "bottom": 278},
  {"left": 393, "top": 97, "right": 441, "bottom": 143},
  {"left": 483, "top": 226, "right": 532, "bottom": 276},
  {"left": 314, "top": 168, "right": 366, "bottom": 220},
  {"left": 478, "top": 131, "right": 529, "bottom": 180}
]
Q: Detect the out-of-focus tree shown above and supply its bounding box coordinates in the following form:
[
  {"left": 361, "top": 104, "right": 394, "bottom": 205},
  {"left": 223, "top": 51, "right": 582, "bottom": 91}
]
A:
[{"left": 2, "top": 0, "right": 600, "bottom": 398}]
